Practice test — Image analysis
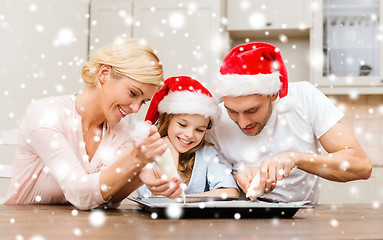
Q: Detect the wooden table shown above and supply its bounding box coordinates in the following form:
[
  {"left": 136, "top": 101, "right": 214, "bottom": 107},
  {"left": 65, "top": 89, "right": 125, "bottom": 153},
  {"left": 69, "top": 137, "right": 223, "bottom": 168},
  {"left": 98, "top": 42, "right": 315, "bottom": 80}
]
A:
[{"left": 0, "top": 203, "right": 382, "bottom": 239}]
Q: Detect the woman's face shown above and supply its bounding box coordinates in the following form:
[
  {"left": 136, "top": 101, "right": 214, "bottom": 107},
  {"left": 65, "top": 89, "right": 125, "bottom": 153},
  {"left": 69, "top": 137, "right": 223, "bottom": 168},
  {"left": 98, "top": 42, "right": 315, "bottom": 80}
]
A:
[
  {"left": 99, "top": 66, "right": 158, "bottom": 125},
  {"left": 167, "top": 114, "right": 210, "bottom": 153}
]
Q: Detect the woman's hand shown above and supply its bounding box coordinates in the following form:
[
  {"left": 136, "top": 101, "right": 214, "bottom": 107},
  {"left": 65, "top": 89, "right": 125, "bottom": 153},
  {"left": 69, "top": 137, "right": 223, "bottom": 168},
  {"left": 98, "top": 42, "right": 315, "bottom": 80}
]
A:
[
  {"left": 138, "top": 164, "right": 183, "bottom": 199},
  {"left": 132, "top": 123, "right": 168, "bottom": 166},
  {"left": 162, "top": 136, "right": 179, "bottom": 166}
]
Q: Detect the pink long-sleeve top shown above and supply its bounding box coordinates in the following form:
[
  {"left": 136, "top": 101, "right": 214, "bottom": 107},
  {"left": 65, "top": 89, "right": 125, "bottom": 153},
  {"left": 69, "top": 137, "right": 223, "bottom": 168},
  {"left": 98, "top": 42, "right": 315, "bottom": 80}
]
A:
[{"left": 4, "top": 95, "right": 133, "bottom": 210}]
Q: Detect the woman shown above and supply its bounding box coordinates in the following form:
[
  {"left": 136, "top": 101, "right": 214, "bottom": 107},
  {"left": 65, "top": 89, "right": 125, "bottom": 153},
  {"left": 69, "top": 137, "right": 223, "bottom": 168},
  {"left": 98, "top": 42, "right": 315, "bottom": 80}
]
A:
[
  {"left": 4, "top": 39, "right": 182, "bottom": 210},
  {"left": 137, "top": 76, "right": 239, "bottom": 198}
]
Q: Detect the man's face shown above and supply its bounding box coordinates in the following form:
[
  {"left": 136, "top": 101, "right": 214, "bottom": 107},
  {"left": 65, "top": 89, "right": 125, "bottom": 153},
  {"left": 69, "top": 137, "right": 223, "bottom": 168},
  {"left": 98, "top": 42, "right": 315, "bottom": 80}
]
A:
[{"left": 223, "top": 94, "right": 276, "bottom": 136}]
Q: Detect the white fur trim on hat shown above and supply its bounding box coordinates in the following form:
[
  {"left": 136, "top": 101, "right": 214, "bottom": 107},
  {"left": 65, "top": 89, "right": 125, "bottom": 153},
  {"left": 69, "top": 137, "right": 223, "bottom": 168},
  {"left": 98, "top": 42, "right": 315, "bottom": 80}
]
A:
[
  {"left": 158, "top": 91, "right": 220, "bottom": 122},
  {"left": 217, "top": 72, "right": 281, "bottom": 97}
]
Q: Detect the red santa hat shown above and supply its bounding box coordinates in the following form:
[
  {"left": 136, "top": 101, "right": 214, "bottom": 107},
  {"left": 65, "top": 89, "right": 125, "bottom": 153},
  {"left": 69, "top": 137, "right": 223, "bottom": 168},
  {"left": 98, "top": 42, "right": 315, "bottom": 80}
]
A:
[
  {"left": 217, "top": 42, "right": 288, "bottom": 98},
  {"left": 145, "top": 76, "right": 219, "bottom": 124}
]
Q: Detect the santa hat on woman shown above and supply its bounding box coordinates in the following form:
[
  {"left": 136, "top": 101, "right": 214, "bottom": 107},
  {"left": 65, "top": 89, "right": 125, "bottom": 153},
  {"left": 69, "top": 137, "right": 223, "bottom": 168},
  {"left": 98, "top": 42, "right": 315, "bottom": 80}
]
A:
[
  {"left": 145, "top": 76, "right": 220, "bottom": 124},
  {"left": 217, "top": 42, "right": 288, "bottom": 98}
]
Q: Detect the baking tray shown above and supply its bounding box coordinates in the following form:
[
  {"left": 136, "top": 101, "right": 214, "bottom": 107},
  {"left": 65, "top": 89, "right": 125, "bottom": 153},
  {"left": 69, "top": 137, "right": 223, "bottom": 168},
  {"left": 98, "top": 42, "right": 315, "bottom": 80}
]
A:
[{"left": 128, "top": 196, "right": 313, "bottom": 219}]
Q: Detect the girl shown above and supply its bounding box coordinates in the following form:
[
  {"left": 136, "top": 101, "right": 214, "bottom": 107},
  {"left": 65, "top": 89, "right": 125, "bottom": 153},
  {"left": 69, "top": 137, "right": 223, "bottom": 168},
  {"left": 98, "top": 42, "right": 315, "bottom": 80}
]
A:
[
  {"left": 137, "top": 76, "right": 239, "bottom": 198},
  {"left": 4, "top": 39, "right": 182, "bottom": 210}
]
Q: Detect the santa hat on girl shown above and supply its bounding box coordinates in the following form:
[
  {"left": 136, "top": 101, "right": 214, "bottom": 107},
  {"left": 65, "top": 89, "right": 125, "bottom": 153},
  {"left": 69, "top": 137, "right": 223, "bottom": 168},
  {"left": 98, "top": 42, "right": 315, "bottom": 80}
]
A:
[
  {"left": 217, "top": 42, "right": 288, "bottom": 98},
  {"left": 145, "top": 76, "right": 220, "bottom": 124}
]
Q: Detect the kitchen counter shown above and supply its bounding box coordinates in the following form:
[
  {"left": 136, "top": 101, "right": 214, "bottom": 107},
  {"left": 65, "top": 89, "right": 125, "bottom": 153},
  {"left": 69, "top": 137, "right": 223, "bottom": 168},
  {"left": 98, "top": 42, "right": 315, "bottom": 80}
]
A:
[{"left": 0, "top": 202, "right": 382, "bottom": 239}]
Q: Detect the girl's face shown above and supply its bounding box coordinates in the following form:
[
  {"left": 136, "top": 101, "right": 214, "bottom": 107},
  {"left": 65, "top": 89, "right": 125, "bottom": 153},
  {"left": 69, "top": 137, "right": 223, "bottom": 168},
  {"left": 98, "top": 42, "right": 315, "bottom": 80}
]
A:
[
  {"left": 99, "top": 66, "right": 158, "bottom": 125},
  {"left": 167, "top": 114, "right": 210, "bottom": 153}
]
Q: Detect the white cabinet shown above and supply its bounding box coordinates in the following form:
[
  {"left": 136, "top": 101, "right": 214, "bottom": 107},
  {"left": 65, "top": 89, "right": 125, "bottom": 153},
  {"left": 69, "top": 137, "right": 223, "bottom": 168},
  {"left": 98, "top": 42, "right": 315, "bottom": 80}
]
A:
[
  {"left": 89, "top": 0, "right": 133, "bottom": 50},
  {"left": 311, "top": 0, "right": 383, "bottom": 94},
  {"left": 227, "top": 0, "right": 312, "bottom": 31},
  {"left": 90, "top": 0, "right": 224, "bottom": 87},
  {"left": 132, "top": 0, "right": 224, "bottom": 87},
  {"left": 90, "top": 0, "right": 226, "bottom": 122},
  {"left": 0, "top": 130, "right": 17, "bottom": 203}
]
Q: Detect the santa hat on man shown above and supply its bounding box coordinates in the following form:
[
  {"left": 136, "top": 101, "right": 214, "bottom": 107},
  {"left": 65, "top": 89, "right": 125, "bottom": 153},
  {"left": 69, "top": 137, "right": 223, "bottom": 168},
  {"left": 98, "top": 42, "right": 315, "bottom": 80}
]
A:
[
  {"left": 217, "top": 42, "right": 288, "bottom": 98},
  {"left": 145, "top": 76, "right": 220, "bottom": 124}
]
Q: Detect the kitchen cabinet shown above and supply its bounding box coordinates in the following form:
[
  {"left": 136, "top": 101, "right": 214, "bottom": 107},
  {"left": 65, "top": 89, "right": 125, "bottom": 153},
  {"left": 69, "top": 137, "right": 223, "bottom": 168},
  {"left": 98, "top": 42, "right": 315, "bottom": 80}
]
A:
[
  {"left": 311, "top": 0, "right": 383, "bottom": 94},
  {"left": 226, "top": 0, "right": 312, "bottom": 32},
  {"left": 226, "top": 0, "right": 312, "bottom": 83},
  {"left": 89, "top": 0, "right": 133, "bottom": 50},
  {"left": 90, "top": 0, "right": 226, "bottom": 122},
  {"left": 132, "top": 0, "right": 224, "bottom": 88},
  {"left": 0, "top": 145, "right": 15, "bottom": 203}
]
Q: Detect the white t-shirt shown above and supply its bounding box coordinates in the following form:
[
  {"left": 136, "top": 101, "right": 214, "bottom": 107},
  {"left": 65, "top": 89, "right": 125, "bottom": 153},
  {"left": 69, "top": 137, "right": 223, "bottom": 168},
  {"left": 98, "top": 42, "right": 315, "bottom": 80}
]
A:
[{"left": 207, "top": 81, "right": 344, "bottom": 204}]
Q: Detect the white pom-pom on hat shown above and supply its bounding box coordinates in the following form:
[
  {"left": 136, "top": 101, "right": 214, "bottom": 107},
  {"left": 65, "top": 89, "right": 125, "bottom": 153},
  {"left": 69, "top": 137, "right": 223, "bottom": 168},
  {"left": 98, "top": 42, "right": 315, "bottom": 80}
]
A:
[{"left": 275, "top": 95, "right": 296, "bottom": 114}]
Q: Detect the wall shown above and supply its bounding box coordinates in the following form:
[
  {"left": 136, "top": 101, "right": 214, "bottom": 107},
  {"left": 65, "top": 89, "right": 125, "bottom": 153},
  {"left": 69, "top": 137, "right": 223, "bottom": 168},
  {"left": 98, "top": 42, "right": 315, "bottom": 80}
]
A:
[
  {"left": 319, "top": 95, "right": 383, "bottom": 203},
  {"left": 231, "top": 36, "right": 311, "bottom": 84},
  {"left": 0, "top": 0, "right": 90, "bottom": 202},
  {"left": 330, "top": 95, "right": 383, "bottom": 166},
  {"left": 0, "top": 0, "right": 89, "bottom": 131}
]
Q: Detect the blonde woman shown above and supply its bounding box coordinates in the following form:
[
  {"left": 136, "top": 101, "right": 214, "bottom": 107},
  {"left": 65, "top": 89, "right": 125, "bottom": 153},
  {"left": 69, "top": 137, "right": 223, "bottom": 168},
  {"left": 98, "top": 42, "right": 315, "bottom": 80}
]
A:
[{"left": 4, "top": 39, "right": 183, "bottom": 210}]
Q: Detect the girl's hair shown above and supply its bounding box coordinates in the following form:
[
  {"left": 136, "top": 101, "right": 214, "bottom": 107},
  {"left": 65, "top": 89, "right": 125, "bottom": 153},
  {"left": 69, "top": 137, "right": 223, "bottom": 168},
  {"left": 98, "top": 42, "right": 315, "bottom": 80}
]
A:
[
  {"left": 157, "top": 113, "right": 212, "bottom": 185},
  {"left": 81, "top": 38, "right": 163, "bottom": 86}
]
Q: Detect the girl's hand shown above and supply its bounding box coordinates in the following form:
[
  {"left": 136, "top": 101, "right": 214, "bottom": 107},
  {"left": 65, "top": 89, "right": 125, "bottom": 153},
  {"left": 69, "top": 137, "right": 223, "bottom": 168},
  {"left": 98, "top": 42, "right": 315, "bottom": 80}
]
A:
[
  {"left": 138, "top": 164, "right": 183, "bottom": 199},
  {"left": 133, "top": 123, "right": 168, "bottom": 166}
]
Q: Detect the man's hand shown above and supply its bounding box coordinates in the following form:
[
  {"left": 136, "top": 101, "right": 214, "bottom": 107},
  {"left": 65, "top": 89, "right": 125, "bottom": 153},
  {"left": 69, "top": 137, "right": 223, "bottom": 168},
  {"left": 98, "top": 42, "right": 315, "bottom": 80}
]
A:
[
  {"left": 138, "top": 164, "right": 183, "bottom": 199},
  {"left": 234, "top": 166, "right": 266, "bottom": 200},
  {"left": 259, "top": 151, "right": 295, "bottom": 184},
  {"left": 235, "top": 152, "right": 295, "bottom": 200}
]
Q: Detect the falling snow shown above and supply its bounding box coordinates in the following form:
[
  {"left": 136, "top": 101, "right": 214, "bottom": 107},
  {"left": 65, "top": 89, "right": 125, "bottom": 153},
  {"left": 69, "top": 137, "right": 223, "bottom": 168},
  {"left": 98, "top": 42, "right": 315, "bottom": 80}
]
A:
[
  {"left": 89, "top": 210, "right": 106, "bottom": 227},
  {"left": 73, "top": 228, "right": 82, "bottom": 237},
  {"left": 165, "top": 204, "right": 183, "bottom": 219},
  {"left": 53, "top": 28, "right": 76, "bottom": 47},
  {"left": 130, "top": 121, "right": 151, "bottom": 142},
  {"left": 71, "top": 209, "right": 78, "bottom": 216},
  {"left": 0, "top": 3, "right": 382, "bottom": 239},
  {"left": 330, "top": 218, "right": 339, "bottom": 228},
  {"left": 30, "top": 235, "right": 45, "bottom": 240}
]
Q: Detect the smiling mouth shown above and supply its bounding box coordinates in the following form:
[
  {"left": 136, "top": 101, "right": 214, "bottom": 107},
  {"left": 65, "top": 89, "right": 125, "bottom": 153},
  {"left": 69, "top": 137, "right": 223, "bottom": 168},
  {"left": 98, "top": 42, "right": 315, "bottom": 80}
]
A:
[
  {"left": 177, "top": 137, "right": 193, "bottom": 146},
  {"left": 118, "top": 105, "right": 128, "bottom": 117}
]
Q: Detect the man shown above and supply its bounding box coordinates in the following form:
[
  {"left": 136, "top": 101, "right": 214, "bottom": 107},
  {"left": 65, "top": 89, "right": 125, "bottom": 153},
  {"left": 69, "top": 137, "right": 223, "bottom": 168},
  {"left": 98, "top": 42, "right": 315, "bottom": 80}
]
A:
[{"left": 208, "top": 42, "right": 372, "bottom": 204}]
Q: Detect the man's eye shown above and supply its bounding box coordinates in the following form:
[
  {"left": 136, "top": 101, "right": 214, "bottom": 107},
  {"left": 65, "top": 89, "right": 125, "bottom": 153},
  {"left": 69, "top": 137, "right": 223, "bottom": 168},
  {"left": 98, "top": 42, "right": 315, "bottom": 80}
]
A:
[{"left": 247, "top": 109, "right": 258, "bottom": 114}]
